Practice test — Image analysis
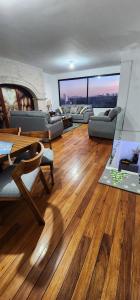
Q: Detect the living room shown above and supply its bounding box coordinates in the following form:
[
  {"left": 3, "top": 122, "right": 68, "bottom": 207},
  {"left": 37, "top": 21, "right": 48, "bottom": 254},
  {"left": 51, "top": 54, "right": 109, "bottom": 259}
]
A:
[{"left": 0, "top": 0, "right": 140, "bottom": 299}]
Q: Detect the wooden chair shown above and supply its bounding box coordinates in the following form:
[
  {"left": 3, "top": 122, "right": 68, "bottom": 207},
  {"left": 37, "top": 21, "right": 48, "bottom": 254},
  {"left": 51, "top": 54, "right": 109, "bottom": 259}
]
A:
[
  {"left": 0, "top": 142, "right": 49, "bottom": 225},
  {"left": 20, "top": 131, "right": 54, "bottom": 185}
]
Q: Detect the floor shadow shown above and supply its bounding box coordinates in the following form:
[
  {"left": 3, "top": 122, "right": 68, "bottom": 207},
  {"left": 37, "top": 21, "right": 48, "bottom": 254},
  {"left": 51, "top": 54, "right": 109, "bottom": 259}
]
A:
[
  {"left": 0, "top": 180, "right": 64, "bottom": 293},
  {"left": 17, "top": 202, "right": 64, "bottom": 286}
]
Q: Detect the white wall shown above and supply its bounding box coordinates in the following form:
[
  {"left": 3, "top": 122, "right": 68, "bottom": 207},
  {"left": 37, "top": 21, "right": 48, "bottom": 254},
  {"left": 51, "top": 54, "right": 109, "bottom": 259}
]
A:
[
  {"left": 115, "top": 48, "right": 140, "bottom": 142},
  {"left": 0, "top": 56, "right": 45, "bottom": 109},
  {"left": 109, "top": 48, "right": 140, "bottom": 173},
  {"left": 43, "top": 73, "right": 57, "bottom": 110},
  {"left": 44, "top": 65, "right": 120, "bottom": 114}
]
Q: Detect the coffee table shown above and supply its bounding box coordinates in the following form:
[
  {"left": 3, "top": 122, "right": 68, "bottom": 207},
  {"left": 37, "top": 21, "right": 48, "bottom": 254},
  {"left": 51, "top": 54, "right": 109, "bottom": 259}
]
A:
[{"left": 62, "top": 116, "right": 73, "bottom": 129}]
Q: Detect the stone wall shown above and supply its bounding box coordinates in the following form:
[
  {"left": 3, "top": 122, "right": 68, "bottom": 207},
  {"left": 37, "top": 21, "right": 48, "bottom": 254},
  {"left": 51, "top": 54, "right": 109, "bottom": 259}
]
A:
[{"left": 0, "top": 57, "right": 45, "bottom": 109}]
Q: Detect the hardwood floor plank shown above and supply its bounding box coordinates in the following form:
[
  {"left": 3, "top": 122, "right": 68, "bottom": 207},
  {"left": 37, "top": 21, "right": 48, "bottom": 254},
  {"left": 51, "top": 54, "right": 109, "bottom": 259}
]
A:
[
  {"left": 56, "top": 235, "right": 91, "bottom": 300},
  {"left": 86, "top": 233, "right": 112, "bottom": 300},
  {"left": 71, "top": 188, "right": 113, "bottom": 300},
  {"left": 130, "top": 194, "right": 140, "bottom": 299},
  {"left": 115, "top": 192, "right": 136, "bottom": 300},
  {"left": 100, "top": 191, "right": 127, "bottom": 300},
  {"left": 105, "top": 188, "right": 121, "bottom": 237}
]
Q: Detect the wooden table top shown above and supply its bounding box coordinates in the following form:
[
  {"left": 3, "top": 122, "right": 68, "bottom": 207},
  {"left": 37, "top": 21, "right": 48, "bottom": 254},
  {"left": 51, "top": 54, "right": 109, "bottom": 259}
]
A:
[{"left": 0, "top": 133, "right": 40, "bottom": 160}]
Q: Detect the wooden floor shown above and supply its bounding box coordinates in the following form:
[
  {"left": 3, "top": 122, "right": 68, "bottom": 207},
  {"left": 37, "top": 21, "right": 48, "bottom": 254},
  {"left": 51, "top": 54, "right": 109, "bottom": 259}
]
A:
[{"left": 0, "top": 124, "right": 140, "bottom": 300}]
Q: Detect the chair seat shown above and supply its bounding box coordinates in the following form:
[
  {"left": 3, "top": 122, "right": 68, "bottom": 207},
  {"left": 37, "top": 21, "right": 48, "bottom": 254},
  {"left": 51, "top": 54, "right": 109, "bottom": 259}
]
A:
[
  {"left": 41, "top": 148, "right": 53, "bottom": 164},
  {"left": 0, "top": 166, "right": 39, "bottom": 197},
  {"left": 15, "top": 148, "right": 53, "bottom": 165}
]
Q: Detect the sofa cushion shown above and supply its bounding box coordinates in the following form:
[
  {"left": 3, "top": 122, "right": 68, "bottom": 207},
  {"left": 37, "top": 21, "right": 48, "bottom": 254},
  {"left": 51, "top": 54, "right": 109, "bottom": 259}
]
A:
[
  {"left": 80, "top": 106, "right": 88, "bottom": 114},
  {"left": 58, "top": 106, "right": 64, "bottom": 114},
  {"left": 72, "top": 114, "right": 84, "bottom": 120},
  {"left": 70, "top": 106, "right": 78, "bottom": 114},
  {"left": 76, "top": 106, "right": 83, "bottom": 113},
  {"left": 0, "top": 166, "right": 39, "bottom": 197},
  {"left": 104, "top": 109, "right": 111, "bottom": 116},
  {"left": 63, "top": 106, "right": 71, "bottom": 114}
]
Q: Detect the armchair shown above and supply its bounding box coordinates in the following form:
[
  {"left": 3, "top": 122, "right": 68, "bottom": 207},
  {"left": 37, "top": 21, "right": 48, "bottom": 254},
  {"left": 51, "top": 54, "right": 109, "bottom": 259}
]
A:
[{"left": 88, "top": 107, "right": 121, "bottom": 139}]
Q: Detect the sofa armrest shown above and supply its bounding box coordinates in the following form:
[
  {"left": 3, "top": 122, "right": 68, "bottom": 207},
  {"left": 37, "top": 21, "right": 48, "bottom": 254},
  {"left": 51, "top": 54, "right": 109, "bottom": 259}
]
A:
[
  {"left": 83, "top": 109, "right": 93, "bottom": 114},
  {"left": 90, "top": 115, "right": 111, "bottom": 122},
  {"left": 49, "top": 116, "right": 62, "bottom": 124},
  {"left": 83, "top": 110, "right": 93, "bottom": 122},
  {"left": 47, "top": 120, "right": 63, "bottom": 140}
]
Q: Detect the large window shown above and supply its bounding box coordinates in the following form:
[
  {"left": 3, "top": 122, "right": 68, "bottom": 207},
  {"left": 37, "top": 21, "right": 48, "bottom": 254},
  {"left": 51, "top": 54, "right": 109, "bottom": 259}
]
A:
[
  {"left": 58, "top": 73, "right": 120, "bottom": 107},
  {"left": 88, "top": 74, "right": 120, "bottom": 107},
  {"left": 59, "top": 78, "right": 87, "bottom": 105}
]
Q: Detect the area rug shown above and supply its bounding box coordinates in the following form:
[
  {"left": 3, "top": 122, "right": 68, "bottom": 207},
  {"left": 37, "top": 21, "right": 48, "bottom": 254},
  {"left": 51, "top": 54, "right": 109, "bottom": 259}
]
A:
[
  {"left": 63, "top": 123, "right": 82, "bottom": 134},
  {"left": 99, "top": 162, "right": 140, "bottom": 194}
]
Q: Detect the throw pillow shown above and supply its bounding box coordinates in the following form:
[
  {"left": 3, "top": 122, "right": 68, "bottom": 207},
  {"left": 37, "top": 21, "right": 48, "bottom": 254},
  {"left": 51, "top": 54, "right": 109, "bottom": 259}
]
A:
[
  {"left": 77, "top": 106, "right": 83, "bottom": 113},
  {"left": 104, "top": 109, "right": 111, "bottom": 116},
  {"left": 80, "top": 106, "right": 88, "bottom": 114},
  {"left": 70, "top": 106, "right": 77, "bottom": 114},
  {"left": 108, "top": 107, "right": 118, "bottom": 120},
  {"left": 59, "top": 106, "right": 64, "bottom": 114}
]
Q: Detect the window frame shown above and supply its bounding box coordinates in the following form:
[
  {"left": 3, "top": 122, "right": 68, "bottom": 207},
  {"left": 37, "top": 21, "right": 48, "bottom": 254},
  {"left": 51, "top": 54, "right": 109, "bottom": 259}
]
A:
[{"left": 58, "top": 72, "right": 120, "bottom": 108}]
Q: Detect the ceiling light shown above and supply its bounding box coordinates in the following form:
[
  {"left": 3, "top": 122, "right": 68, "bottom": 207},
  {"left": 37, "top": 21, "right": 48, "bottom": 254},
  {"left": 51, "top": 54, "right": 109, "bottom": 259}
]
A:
[
  {"left": 69, "top": 61, "right": 75, "bottom": 70},
  {"left": 97, "top": 76, "right": 101, "bottom": 79}
]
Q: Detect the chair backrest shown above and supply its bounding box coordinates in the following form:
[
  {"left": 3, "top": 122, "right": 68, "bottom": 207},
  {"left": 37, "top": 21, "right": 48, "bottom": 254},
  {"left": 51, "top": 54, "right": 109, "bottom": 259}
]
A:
[
  {"left": 108, "top": 107, "right": 121, "bottom": 121},
  {"left": 0, "top": 127, "right": 21, "bottom": 135},
  {"left": 11, "top": 142, "right": 45, "bottom": 225},
  {"left": 12, "top": 142, "right": 44, "bottom": 179},
  {"left": 21, "top": 130, "right": 52, "bottom": 148}
]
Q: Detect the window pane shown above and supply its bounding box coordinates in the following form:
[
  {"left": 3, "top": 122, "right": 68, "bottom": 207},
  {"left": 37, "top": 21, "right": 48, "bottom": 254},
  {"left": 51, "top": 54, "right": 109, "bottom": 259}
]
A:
[
  {"left": 59, "top": 78, "right": 87, "bottom": 105},
  {"left": 88, "top": 75, "right": 120, "bottom": 107}
]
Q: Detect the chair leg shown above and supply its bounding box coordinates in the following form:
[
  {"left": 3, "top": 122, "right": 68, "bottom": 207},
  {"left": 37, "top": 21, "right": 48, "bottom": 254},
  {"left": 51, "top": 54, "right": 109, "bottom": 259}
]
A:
[
  {"left": 39, "top": 168, "right": 50, "bottom": 194},
  {"left": 22, "top": 191, "right": 45, "bottom": 225},
  {"left": 50, "top": 163, "right": 54, "bottom": 185}
]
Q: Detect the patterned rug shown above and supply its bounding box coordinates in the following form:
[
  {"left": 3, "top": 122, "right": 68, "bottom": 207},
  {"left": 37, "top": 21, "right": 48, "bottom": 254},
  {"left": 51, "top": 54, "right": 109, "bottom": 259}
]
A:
[
  {"left": 99, "top": 162, "right": 140, "bottom": 194},
  {"left": 63, "top": 123, "right": 82, "bottom": 133}
]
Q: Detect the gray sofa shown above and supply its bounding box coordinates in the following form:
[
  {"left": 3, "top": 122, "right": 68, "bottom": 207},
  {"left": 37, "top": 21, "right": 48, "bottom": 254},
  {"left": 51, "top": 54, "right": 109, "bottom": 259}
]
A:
[
  {"left": 88, "top": 107, "right": 121, "bottom": 139},
  {"left": 56, "top": 105, "right": 93, "bottom": 123},
  {"left": 10, "top": 111, "right": 63, "bottom": 140}
]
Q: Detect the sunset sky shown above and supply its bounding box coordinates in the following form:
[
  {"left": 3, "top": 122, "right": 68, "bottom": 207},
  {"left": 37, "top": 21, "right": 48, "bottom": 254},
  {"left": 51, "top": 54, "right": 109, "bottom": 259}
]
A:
[{"left": 60, "top": 75, "right": 120, "bottom": 98}]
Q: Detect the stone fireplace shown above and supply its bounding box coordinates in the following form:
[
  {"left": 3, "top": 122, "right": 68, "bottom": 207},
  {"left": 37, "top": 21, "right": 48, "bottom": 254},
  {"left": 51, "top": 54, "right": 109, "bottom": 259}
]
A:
[
  {"left": 0, "top": 84, "right": 37, "bottom": 127},
  {"left": 0, "top": 57, "right": 46, "bottom": 127}
]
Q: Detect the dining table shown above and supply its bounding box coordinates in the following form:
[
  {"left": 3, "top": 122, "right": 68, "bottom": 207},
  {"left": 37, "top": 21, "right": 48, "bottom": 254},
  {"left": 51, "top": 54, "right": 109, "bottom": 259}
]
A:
[{"left": 0, "top": 133, "right": 40, "bottom": 163}]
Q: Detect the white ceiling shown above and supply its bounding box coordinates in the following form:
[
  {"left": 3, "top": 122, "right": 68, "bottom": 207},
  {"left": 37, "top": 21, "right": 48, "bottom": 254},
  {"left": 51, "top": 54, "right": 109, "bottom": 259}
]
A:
[{"left": 0, "top": 0, "right": 140, "bottom": 73}]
